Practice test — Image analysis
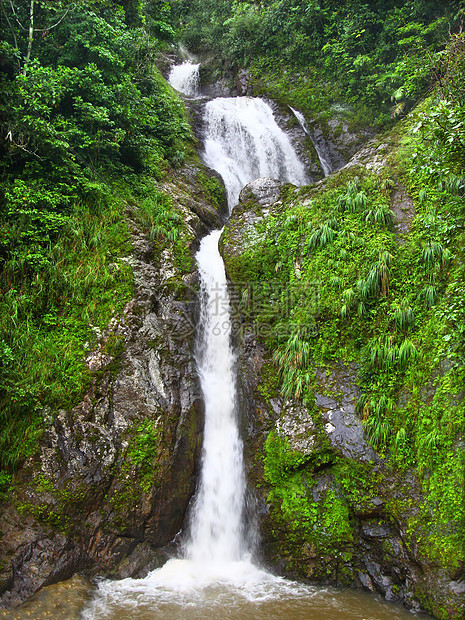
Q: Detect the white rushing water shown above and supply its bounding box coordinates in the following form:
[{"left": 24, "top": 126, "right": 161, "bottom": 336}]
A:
[
  {"left": 204, "top": 97, "right": 308, "bottom": 206},
  {"left": 82, "top": 84, "right": 313, "bottom": 619},
  {"left": 185, "top": 229, "right": 247, "bottom": 564},
  {"left": 82, "top": 70, "right": 313, "bottom": 618},
  {"left": 168, "top": 61, "right": 200, "bottom": 97},
  {"left": 290, "top": 106, "right": 333, "bottom": 177}
]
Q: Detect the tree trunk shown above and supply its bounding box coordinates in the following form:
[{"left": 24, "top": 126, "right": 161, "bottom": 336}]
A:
[{"left": 23, "top": 0, "right": 34, "bottom": 75}]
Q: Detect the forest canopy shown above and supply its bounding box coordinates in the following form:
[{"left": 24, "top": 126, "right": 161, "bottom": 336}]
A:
[{"left": 172, "top": 0, "right": 463, "bottom": 124}]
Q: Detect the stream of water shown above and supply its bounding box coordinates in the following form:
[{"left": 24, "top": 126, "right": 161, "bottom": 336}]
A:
[
  {"left": 2, "top": 62, "right": 419, "bottom": 620},
  {"left": 289, "top": 106, "right": 333, "bottom": 177},
  {"left": 79, "top": 68, "right": 413, "bottom": 619},
  {"left": 203, "top": 97, "right": 308, "bottom": 203},
  {"left": 168, "top": 61, "right": 200, "bottom": 97}
]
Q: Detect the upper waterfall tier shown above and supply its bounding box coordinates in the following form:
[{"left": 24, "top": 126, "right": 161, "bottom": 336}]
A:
[
  {"left": 203, "top": 97, "right": 308, "bottom": 209},
  {"left": 168, "top": 61, "right": 200, "bottom": 97}
]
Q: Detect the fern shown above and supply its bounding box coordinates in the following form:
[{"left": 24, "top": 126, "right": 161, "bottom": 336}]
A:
[
  {"left": 445, "top": 174, "right": 465, "bottom": 195},
  {"left": 364, "top": 206, "right": 394, "bottom": 226},
  {"left": 419, "top": 284, "right": 438, "bottom": 308},
  {"left": 418, "top": 188, "right": 428, "bottom": 204},
  {"left": 342, "top": 287, "right": 356, "bottom": 307},
  {"left": 307, "top": 223, "right": 337, "bottom": 250},
  {"left": 398, "top": 338, "right": 417, "bottom": 370},
  {"left": 329, "top": 275, "right": 344, "bottom": 289},
  {"left": 356, "top": 278, "right": 370, "bottom": 300},
  {"left": 355, "top": 190, "right": 368, "bottom": 209},
  {"left": 357, "top": 301, "right": 367, "bottom": 317},
  {"left": 393, "top": 300, "right": 415, "bottom": 332}
]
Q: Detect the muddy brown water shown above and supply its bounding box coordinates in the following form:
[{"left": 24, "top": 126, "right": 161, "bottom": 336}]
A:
[{"left": 0, "top": 575, "right": 427, "bottom": 620}]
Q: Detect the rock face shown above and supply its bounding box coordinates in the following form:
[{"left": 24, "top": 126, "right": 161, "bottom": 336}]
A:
[
  {"left": 0, "top": 163, "right": 225, "bottom": 609},
  {"left": 267, "top": 100, "right": 374, "bottom": 180},
  {"left": 239, "top": 178, "right": 283, "bottom": 209},
  {"left": 221, "top": 177, "right": 465, "bottom": 619}
]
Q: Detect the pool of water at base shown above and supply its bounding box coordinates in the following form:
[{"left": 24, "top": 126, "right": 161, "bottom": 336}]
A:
[{"left": 0, "top": 572, "right": 427, "bottom": 620}]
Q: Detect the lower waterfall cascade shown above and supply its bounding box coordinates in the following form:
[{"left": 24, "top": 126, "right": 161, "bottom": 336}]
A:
[{"left": 77, "top": 63, "right": 416, "bottom": 619}]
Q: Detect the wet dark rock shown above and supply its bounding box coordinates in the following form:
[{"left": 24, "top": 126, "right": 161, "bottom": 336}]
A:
[
  {"left": 313, "top": 364, "right": 377, "bottom": 462},
  {"left": 353, "top": 497, "right": 384, "bottom": 519},
  {"left": 111, "top": 542, "right": 167, "bottom": 580},
  {"left": 325, "top": 117, "right": 374, "bottom": 169},
  {"left": 342, "top": 139, "right": 390, "bottom": 175},
  {"left": 322, "top": 407, "right": 379, "bottom": 463},
  {"left": 280, "top": 106, "right": 374, "bottom": 179},
  {"left": 306, "top": 124, "right": 339, "bottom": 174},
  {"left": 198, "top": 59, "right": 235, "bottom": 98},
  {"left": 236, "top": 69, "right": 250, "bottom": 95},
  {"left": 314, "top": 394, "right": 337, "bottom": 408},
  {"left": 361, "top": 522, "right": 392, "bottom": 539},
  {"left": 311, "top": 474, "right": 335, "bottom": 502},
  {"left": 0, "top": 527, "right": 85, "bottom": 609},
  {"left": 358, "top": 571, "right": 375, "bottom": 591}
]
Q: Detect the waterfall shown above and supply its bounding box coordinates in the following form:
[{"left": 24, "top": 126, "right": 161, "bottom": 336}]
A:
[
  {"left": 185, "top": 96, "right": 309, "bottom": 564},
  {"left": 290, "top": 106, "right": 333, "bottom": 177},
  {"left": 82, "top": 89, "right": 312, "bottom": 618},
  {"left": 81, "top": 66, "right": 414, "bottom": 619},
  {"left": 185, "top": 229, "right": 246, "bottom": 564},
  {"left": 168, "top": 61, "right": 200, "bottom": 97},
  {"left": 204, "top": 98, "right": 308, "bottom": 206}
]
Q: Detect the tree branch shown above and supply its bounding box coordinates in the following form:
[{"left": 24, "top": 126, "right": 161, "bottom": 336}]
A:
[
  {"left": 1, "top": 1, "right": 20, "bottom": 71},
  {"left": 35, "top": 4, "right": 75, "bottom": 32},
  {"left": 5, "top": 129, "right": 44, "bottom": 161},
  {"left": 8, "top": 0, "right": 27, "bottom": 30}
]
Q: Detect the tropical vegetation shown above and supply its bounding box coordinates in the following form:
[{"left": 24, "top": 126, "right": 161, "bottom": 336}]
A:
[{"left": 0, "top": 0, "right": 193, "bottom": 487}]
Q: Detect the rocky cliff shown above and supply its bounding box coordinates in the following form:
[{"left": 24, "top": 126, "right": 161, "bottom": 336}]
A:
[
  {"left": 0, "top": 163, "right": 226, "bottom": 608},
  {"left": 220, "top": 146, "right": 465, "bottom": 620}
]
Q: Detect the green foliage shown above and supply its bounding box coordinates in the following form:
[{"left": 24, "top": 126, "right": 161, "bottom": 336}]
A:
[
  {"left": 16, "top": 475, "right": 88, "bottom": 533},
  {"left": 135, "top": 190, "right": 182, "bottom": 243},
  {"left": 128, "top": 420, "right": 159, "bottom": 467},
  {"left": 222, "top": 74, "right": 465, "bottom": 569},
  {"left": 273, "top": 331, "right": 313, "bottom": 400},
  {"left": 263, "top": 430, "right": 307, "bottom": 486},
  {"left": 263, "top": 431, "right": 371, "bottom": 557},
  {"left": 0, "top": 190, "right": 133, "bottom": 473},
  {"left": 393, "top": 300, "right": 415, "bottom": 332},
  {"left": 196, "top": 171, "right": 226, "bottom": 211},
  {"left": 108, "top": 419, "right": 160, "bottom": 520},
  {"left": 0, "top": 470, "right": 12, "bottom": 502}
]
